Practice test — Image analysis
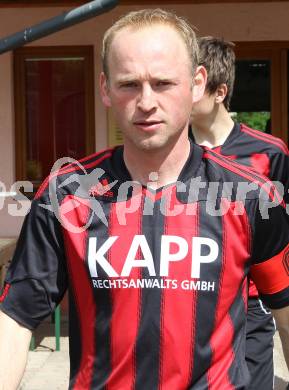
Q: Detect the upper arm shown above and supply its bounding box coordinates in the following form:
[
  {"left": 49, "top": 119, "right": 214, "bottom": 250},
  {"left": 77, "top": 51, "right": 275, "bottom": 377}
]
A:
[
  {"left": 249, "top": 201, "right": 289, "bottom": 309},
  {"left": 270, "top": 152, "right": 289, "bottom": 203},
  {"left": 0, "top": 195, "right": 68, "bottom": 330}
]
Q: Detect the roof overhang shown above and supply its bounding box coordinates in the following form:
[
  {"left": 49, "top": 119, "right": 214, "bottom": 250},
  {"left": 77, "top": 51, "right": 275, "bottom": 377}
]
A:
[{"left": 1, "top": 0, "right": 289, "bottom": 6}]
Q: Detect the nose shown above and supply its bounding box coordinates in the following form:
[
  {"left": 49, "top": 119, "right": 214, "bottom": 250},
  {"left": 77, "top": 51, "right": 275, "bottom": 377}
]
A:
[{"left": 137, "top": 83, "right": 157, "bottom": 113}]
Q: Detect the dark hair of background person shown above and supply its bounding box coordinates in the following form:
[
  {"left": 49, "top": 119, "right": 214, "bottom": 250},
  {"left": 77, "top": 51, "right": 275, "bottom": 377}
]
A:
[{"left": 198, "top": 36, "right": 235, "bottom": 111}]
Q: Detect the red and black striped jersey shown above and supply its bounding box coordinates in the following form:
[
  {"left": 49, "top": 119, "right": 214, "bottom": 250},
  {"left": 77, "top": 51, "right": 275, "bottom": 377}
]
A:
[
  {"left": 1, "top": 143, "right": 289, "bottom": 390},
  {"left": 191, "top": 122, "right": 289, "bottom": 297},
  {"left": 211, "top": 123, "right": 289, "bottom": 191}
]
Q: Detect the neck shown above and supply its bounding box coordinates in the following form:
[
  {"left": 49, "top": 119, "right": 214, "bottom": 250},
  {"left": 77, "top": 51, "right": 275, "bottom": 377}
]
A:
[
  {"left": 123, "top": 133, "right": 191, "bottom": 189},
  {"left": 191, "top": 105, "right": 234, "bottom": 148}
]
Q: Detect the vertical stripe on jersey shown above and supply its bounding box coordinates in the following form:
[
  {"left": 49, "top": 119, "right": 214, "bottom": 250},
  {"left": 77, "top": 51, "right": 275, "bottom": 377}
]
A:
[
  {"left": 68, "top": 289, "right": 82, "bottom": 387},
  {"left": 89, "top": 201, "right": 114, "bottom": 390},
  {"left": 207, "top": 200, "right": 250, "bottom": 390},
  {"left": 190, "top": 201, "right": 223, "bottom": 389},
  {"left": 60, "top": 195, "right": 96, "bottom": 389},
  {"left": 241, "top": 278, "right": 249, "bottom": 312},
  {"left": 159, "top": 190, "right": 198, "bottom": 390},
  {"left": 228, "top": 288, "right": 251, "bottom": 388},
  {"left": 135, "top": 195, "right": 165, "bottom": 390},
  {"left": 106, "top": 198, "right": 143, "bottom": 390}
]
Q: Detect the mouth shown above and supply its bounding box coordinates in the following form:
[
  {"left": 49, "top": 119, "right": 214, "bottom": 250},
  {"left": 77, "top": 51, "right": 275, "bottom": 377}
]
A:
[{"left": 133, "top": 120, "right": 163, "bottom": 131}]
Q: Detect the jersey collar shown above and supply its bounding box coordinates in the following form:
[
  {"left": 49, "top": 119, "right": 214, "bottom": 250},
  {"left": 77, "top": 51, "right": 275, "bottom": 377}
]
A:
[
  {"left": 189, "top": 122, "right": 241, "bottom": 151},
  {"left": 109, "top": 141, "right": 204, "bottom": 186}
]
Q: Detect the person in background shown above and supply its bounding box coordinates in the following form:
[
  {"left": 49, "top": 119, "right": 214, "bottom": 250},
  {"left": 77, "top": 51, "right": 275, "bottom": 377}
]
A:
[{"left": 190, "top": 35, "right": 289, "bottom": 390}]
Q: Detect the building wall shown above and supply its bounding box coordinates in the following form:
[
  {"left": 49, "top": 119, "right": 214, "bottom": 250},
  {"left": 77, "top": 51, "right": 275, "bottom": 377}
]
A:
[{"left": 0, "top": 1, "right": 289, "bottom": 236}]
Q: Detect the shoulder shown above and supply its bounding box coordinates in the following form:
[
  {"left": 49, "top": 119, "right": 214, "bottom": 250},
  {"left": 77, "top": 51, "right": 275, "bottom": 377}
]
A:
[
  {"left": 239, "top": 123, "right": 289, "bottom": 155},
  {"left": 34, "top": 147, "right": 116, "bottom": 200},
  {"left": 203, "top": 148, "right": 282, "bottom": 204}
]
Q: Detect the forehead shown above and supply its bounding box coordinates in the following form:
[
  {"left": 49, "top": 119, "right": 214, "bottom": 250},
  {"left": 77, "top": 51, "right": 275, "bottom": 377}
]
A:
[{"left": 107, "top": 24, "right": 191, "bottom": 75}]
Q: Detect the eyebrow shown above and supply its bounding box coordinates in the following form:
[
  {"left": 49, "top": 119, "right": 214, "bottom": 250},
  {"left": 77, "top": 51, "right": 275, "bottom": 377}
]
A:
[
  {"left": 116, "top": 76, "right": 139, "bottom": 84},
  {"left": 115, "top": 75, "right": 180, "bottom": 84}
]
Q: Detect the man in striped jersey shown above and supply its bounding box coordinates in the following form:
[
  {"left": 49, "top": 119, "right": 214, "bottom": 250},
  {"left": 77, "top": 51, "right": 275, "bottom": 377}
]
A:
[
  {"left": 190, "top": 36, "right": 289, "bottom": 389},
  {"left": 1, "top": 9, "right": 289, "bottom": 390}
]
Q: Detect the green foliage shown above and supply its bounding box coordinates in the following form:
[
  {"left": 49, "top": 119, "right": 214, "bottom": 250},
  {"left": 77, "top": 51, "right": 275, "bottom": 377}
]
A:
[{"left": 232, "top": 112, "right": 270, "bottom": 132}]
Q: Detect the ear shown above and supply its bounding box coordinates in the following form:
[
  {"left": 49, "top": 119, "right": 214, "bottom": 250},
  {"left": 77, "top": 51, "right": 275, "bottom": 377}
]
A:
[
  {"left": 192, "top": 65, "right": 207, "bottom": 103},
  {"left": 215, "top": 83, "right": 228, "bottom": 104},
  {"left": 99, "top": 72, "right": 112, "bottom": 107}
]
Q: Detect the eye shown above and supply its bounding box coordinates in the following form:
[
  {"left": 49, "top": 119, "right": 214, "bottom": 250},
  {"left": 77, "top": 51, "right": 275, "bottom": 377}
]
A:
[
  {"left": 120, "top": 81, "right": 138, "bottom": 89},
  {"left": 156, "top": 80, "right": 172, "bottom": 87}
]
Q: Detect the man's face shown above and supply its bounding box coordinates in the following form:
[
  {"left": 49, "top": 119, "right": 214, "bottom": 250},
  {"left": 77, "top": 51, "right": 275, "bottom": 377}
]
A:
[{"left": 100, "top": 24, "right": 202, "bottom": 152}]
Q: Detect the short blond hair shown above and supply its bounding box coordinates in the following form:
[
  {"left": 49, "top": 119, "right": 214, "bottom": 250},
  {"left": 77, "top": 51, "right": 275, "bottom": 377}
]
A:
[{"left": 102, "top": 8, "right": 199, "bottom": 77}]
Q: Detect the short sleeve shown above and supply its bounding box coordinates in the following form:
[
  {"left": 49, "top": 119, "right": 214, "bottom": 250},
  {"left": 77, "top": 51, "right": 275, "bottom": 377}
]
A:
[
  {"left": 269, "top": 152, "right": 289, "bottom": 204},
  {"left": 0, "top": 195, "right": 68, "bottom": 330},
  {"left": 249, "top": 201, "right": 289, "bottom": 309}
]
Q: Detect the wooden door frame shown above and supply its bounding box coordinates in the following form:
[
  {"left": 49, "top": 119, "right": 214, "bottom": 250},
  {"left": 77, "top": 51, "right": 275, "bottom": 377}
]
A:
[
  {"left": 13, "top": 45, "right": 96, "bottom": 183},
  {"left": 234, "top": 41, "right": 289, "bottom": 144}
]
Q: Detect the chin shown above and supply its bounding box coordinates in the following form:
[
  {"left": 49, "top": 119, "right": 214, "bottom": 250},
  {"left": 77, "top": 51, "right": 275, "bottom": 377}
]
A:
[
  {"left": 134, "top": 139, "right": 180, "bottom": 153},
  {"left": 134, "top": 140, "right": 162, "bottom": 151},
  {"left": 124, "top": 128, "right": 182, "bottom": 152},
  {"left": 132, "top": 137, "right": 170, "bottom": 152}
]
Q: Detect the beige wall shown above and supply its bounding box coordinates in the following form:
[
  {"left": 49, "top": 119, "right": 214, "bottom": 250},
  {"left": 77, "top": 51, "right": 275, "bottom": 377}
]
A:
[{"left": 0, "top": 1, "right": 289, "bottom": 236}]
